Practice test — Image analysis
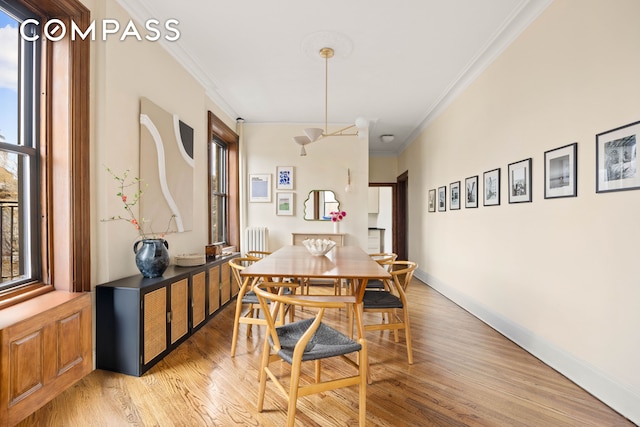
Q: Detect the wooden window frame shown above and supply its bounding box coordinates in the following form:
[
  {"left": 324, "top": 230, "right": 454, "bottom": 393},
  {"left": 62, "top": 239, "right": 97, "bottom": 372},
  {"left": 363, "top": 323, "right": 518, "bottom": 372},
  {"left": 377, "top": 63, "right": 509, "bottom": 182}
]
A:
[
  {"left": 207, "top": 112, "right": 239, "bottom": 250},
  {"left": 0, "top": 0, "right": 90, "bottom": 309}
]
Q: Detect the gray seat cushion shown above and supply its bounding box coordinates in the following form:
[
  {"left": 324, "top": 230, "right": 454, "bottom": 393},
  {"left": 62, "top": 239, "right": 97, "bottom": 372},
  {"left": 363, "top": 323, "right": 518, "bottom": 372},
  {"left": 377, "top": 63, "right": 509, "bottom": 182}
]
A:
[
  {"left": 243, "top": 287, "right": 293, "bottom": 304},
  {"left": 365, "top": 279, "right": 385, "bottom": 290},
  {"left": 273, "top": 317, "right": 362, "bottom": 363},
  {"left": 362, "top": 290, "right": 403, "bottom": 309},
  {"left": 242, "top": 291, "right": 259, "bottom": 304}
]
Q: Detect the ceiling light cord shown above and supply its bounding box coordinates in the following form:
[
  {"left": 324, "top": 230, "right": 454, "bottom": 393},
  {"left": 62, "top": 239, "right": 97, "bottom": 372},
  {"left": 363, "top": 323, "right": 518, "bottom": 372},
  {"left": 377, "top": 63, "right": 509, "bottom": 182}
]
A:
[
  {"left": 324, "top": 47, "right": 330, "bottom": 135},
  {"left": 293, "top": 46, "right": 368, "bottom": 155}
]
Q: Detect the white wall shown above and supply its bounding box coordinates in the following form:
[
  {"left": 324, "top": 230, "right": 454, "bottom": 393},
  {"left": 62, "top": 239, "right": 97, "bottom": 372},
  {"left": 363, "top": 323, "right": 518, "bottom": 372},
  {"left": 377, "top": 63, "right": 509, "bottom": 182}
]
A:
[
  {"left": 242, "top": 123, "right": 369, "bottom": 251},
  {"left": 399, "top": 0, "right": 640, "bottom": 422}
]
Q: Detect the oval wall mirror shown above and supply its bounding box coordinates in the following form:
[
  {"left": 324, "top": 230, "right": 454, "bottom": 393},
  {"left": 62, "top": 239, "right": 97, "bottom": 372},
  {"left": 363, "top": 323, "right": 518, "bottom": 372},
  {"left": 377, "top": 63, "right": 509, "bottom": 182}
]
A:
[{"left": 303, "top": 190, "right": 340, "bottom": 221}]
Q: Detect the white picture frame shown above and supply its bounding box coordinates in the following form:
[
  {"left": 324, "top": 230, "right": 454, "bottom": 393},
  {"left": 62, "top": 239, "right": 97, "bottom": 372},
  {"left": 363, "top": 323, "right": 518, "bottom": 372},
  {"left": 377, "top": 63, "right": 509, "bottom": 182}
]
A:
[
  {"left": 276, "top": 192, "right": 294, "bottom": 215},
  {"left": 276, "top": 166, "right": 294, "bottom": 190},
  {"left": 249, "top": 174, "right": 271, "bottom": 202}
]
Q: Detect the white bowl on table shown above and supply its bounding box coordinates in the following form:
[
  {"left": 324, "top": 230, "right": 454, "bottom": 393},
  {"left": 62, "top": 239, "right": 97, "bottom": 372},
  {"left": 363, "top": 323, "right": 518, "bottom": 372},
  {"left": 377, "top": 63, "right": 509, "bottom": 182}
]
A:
[{"left": 302, "top": 238, "right": 336, "bottom": 256}]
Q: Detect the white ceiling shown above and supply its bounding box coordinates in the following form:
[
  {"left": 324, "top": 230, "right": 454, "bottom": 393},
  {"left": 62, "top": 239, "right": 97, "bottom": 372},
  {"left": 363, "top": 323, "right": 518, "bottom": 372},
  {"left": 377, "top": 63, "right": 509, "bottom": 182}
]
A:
[{"left": 118, "top": 0, "right": 552, "bottom": 156}]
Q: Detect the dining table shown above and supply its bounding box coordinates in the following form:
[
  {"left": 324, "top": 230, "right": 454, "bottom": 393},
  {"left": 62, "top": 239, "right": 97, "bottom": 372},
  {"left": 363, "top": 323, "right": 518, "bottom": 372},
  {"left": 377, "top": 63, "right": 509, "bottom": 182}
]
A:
[{"left": 239, "top": 244, "right": 391, "bottom": 349}]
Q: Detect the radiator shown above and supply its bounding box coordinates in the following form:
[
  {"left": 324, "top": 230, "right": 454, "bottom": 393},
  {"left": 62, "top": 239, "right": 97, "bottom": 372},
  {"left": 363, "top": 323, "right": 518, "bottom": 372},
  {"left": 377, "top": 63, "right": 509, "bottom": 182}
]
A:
[{"left": 245, "top": 227, "right": 269, "bottom": 252}]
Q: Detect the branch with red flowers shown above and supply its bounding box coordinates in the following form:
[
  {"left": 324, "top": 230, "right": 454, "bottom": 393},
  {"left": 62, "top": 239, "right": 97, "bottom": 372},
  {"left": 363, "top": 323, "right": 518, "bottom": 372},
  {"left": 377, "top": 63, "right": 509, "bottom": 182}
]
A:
[{"left": 101, "top": 167, "right": 176, "bottom": 239}]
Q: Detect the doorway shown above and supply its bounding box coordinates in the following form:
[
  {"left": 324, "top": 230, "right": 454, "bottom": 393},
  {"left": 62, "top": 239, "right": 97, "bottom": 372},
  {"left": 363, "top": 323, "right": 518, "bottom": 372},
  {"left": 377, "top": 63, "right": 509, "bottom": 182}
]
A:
[{"left": 369, "top": 182, "right": 397, "bottom": 253}]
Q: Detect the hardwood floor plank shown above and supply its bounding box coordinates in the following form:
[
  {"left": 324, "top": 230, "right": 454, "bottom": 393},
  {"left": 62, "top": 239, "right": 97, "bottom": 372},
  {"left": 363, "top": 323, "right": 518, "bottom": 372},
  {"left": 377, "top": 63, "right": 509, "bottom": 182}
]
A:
[{"left": 16, "top": 280, "right": 633, "bottom": 426}]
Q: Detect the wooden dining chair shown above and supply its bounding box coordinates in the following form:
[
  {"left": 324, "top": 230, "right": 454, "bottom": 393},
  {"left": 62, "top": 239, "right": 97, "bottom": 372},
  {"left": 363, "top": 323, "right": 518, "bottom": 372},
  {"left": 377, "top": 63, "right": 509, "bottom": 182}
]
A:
[
  {"left": 229, "top": 257, "right": 264, "bottom": 357},
  {"left": 366, "top": 252, "right": 397, "bottom": 290},
  {"left": 230, "top": 257, "right": 296, "bottom": 357},
  {"left": 253, "top": 282, "right": 367, "bottom": 427},
  {"left": 361, "top": 260, "right": 417, "bottom": 368}
]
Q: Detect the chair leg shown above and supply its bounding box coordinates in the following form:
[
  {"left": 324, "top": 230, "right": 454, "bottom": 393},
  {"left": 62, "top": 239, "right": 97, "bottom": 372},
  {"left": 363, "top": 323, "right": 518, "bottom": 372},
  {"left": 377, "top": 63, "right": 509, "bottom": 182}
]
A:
[
  {"left": 359, "top": 341, "right": 368, "bottom": 426},
  {"left": 314, "top": 359, "right": 321, "bottom": 383},
  {"left": 404, "top": 309, "right": 413, "bottom": 364},
  {"left": 257, "top": 339, "right": 271, "bottom": 412},
  {"left": 287, "top": 360, "right": 302, "bottom": 427},
  {"left": 246, "top": 305, "right": 256, "bottom": 338},
  {"left": 230, "top": 298, "right": 245, "bottom": 357}
]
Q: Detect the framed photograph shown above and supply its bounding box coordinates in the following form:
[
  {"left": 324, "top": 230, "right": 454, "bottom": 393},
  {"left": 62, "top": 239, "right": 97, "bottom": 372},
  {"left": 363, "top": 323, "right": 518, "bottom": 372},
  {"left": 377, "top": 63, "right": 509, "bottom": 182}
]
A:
[
  {"left": 276, "top": 166, "right": 294, "bottom": 190},
  {"left": 437, "top": 186, "right": 446, "bottom": 212},
  {"left": 249, "top": 174, "right": 271, "bottom": 202},
  {"left": 483, "top": 168, "right": 500, "bottom": 206},
  {"left": 428, "top": 189, "right": 436, "bottom": 212},
  {"left": 596, "top": 120, "right": 640, "bottom": 193},
  {"left": 545, "top": 143, "right": 577, "bottom": 198},
  {"left": 276, "top": 192, "right": 294, "bottom": 215},
  {"left": 508, "top": 158, "right": 532, "bottom": 203},
  {"left": 450, "top": 181, "right": 460, "bottom": 210},
  {"left": 465, "top": 175, "right": 478, "bottom": 208}
]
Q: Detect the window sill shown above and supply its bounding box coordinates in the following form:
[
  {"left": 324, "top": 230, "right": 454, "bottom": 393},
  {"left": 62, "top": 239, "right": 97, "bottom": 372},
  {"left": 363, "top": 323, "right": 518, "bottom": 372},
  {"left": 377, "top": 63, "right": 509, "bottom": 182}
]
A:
[{"left": 0, "top": 284, "right": 54, "bottom": 311}]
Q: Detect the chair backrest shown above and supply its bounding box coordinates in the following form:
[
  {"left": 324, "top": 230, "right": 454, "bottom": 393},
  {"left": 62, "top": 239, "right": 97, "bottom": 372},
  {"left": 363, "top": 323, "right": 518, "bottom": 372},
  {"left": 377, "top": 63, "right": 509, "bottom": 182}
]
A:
[
  {"left": 229, "top": 257, "right": 259, "bottom": 291},
  {"left": 246, "top": 250, "right": 272, "bottom": 260},
  {"left": 387, "top": 261, "right": 418, "bottom": 293},
  {"left": 253, "top": 282, "right": 350, "bottom": 351},
  {"left": 369, "top": 253, "right": 398, "bottom": 271}
]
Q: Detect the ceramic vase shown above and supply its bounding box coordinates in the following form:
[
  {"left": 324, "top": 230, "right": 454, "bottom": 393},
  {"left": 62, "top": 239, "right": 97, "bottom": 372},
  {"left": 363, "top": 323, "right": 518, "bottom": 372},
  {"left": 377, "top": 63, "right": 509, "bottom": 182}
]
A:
[{"left": 133, "top": 238, "right": 170, "bottom": 278}]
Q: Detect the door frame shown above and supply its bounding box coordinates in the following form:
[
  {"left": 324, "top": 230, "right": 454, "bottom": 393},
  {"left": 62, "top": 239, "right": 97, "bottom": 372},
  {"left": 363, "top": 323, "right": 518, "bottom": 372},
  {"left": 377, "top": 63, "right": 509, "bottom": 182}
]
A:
[{"left": 396, "top": 171, "right": 408, "bottom": 261}]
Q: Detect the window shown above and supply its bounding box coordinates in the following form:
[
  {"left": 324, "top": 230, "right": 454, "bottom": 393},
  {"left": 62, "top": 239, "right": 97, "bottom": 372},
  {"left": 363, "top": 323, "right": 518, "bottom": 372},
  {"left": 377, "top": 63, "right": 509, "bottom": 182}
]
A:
[
  {"left": 0, "top": 0, "right": 89, "bottom": 306},
  {"left": 207, "top": 112, "right": 239, "bottom": 249},
  {"left": 209, "top": 138, "right": 227, "bottom": 244},
  {"left": 0, "top": 3, "right": 41, "bottom": 290}
]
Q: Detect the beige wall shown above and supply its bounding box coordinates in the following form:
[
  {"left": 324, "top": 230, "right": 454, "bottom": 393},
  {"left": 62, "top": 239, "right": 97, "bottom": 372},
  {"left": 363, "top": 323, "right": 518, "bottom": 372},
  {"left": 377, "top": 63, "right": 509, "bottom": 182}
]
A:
[
  {"left": 369, "top": 156, "right": 398, "bottom": 182},
  {"left": 92, "top": 1, "right": 235, "bottom": 284},
  {"left": 243, "top": 123, "right": 369, "bottom": 250},
  {"left": 85, "top": 0, "right": 638, "bottom": 420},
  {"left": 399, "top": 0, "right": 640, "bottom": 421}
]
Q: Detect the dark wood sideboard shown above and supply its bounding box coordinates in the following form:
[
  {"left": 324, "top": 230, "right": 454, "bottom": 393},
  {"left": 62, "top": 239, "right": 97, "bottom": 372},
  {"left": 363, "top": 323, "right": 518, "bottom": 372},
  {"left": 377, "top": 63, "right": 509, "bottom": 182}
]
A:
[{"left": 96, "top": 253, "right": 239, "bottom": 376}]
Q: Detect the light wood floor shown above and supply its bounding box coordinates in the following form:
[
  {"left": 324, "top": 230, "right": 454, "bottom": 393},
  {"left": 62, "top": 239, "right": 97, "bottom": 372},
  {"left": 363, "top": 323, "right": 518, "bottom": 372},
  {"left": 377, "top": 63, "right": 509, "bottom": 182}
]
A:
[{"left": 18, "top": 280, "right": 633, "bottom": 426}]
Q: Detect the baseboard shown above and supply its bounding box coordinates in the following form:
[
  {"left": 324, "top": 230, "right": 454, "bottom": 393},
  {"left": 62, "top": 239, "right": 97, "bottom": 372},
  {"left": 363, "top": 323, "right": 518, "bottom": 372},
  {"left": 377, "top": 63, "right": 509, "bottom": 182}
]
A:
[{"left": 414, "top": 269, "right": 639, "bottom": 425}]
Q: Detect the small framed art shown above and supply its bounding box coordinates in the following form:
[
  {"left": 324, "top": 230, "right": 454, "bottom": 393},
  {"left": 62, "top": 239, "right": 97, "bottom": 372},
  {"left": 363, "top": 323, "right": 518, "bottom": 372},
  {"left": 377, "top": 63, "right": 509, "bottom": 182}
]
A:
[
  {"left": 249, "top": 174, "right": 271, "bottom": 202},
  {"left": 508, "top": 158, "right": 532, "bottom": 203},
  {"left": 276, "top": 192, "right": 294, "bottom": 215},
  {"left": 483, "top": 168, "right": 500, "bottom": 206},
  {"left": 276, "top": 166, "right": 294, "bottom": 190},
  {"left": 450, "top": 181, "right": 460, "bottom": 210},
  {"left": 465, "top": 175, "right": 478, "bottom": 208},
  {"left": 544, "top": 143, "right": 577, "bottom": 199},
  {"left": 596, "top": 120, "right": 640, "bottom": 193},
  {"left": 428, "top": 189, "right": 436, "bottom": 212},
  {"left": 438, "top": 186, "right": 446, "bottom": 212}
]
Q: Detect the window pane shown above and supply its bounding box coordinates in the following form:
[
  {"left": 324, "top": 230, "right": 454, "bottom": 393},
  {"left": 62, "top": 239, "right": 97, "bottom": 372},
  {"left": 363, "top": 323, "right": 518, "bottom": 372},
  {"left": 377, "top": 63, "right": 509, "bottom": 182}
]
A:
[
  {"left": 209, "top": 139, "right": 227, "bottom": 244},
  {"left": 0, "top": 3, "right": 39, "bottom": 290},
  {"left": 0, "top": 9, "right": 18, "bottom": 146},
  {"left": 210, "top": 141, "right": 226, "bottom": 193},
  {"left": 0, "top": 151, "right": 26, "bottom": 284}
]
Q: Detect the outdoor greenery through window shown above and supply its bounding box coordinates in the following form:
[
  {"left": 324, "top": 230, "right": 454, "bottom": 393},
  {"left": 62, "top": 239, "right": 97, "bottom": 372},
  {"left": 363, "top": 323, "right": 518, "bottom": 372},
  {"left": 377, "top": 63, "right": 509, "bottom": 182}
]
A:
[{"left": 0, "top": 3, "right": 40, "bottom": 290}]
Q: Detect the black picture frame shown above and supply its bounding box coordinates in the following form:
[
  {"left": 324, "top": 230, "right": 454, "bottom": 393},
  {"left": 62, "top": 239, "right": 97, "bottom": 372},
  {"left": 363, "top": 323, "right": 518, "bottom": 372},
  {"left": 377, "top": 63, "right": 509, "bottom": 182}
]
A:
[
  {"left": 438, "top": 186, "right": 446, "bottom": 212},
  {"left": 465, "top": 175, "right": 478, "bottom": 208},
  {"left": 596, "top": 120, "right": 640, "bottom": 193},
  {"left": 544, "top": 143, "right": 577, "bottom": 199},
  {"left": 483, "top": 168, "right": 500, "bottom": 206},
  {"left": 508, "top": 158, "right": 532, "bottom": 203},
  {"left": 428, "top": 189, "right": 436, "bottom": 212},
  {"left": 450, "top": 181, "right": 460, "bottom": 210}
]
